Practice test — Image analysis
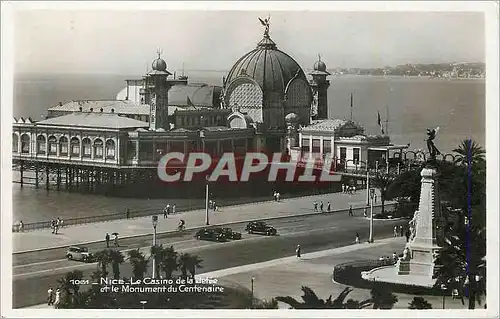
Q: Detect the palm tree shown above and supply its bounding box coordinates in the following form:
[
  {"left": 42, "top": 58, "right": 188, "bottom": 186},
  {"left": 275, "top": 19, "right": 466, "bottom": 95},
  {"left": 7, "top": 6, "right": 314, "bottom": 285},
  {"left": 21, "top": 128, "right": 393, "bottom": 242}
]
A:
[
  {"left": 57, "top": 270, "right": 83, "bottom": 308},
  {"left": 109, "top": 250, "right": 125, "bottom": 280},
  {"left": 370, "top": 172, "right": 397, "bottom": 214},
  {"left": 276, "top": 286, "right": 371, "bottom": 309},
  {"left": 187, "top": 254, "right": 203, "bottom": 277},
  {"left": 160, "top": 245, "right": 179, "bottom": 279},
  {"left": 178, "top": 253, "right": 190, "bottom": 278},
  {"left": 93, "top": 249, "right": 112, "bottom": 278},
  {"left": 453, "top": 139, "right": 485, "bottom": 167},
  {"left": 127, "top": 249, "right": 149, "bottom": 279},
  {"left": 253, "top": 298, "right": 279, "bottom": 309},
  {"left": 408, "top": 296, "right": 432, "bottom": 309},
  {"left": 370, "top": 284, "right": 398, "bottom": 309}
]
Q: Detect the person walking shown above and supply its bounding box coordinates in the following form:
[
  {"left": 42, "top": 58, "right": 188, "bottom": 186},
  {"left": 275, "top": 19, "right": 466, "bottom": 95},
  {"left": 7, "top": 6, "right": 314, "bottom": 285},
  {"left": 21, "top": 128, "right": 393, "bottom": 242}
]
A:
[
  {"left": 363, "top": 206, "right": 368, "bottom": 218},
  {"left": 392, "top": 252, "right": 398, "bottom": 264},
  {"left": 405, "top": 229, "right": 410, "bottom": 243},
  {"left": 399, "top": 225, "right": 404, "bottom": 237},
  {"left": 393, "top": 226, "right": 398, "bottom": 237},
  {"left": 163, "top": 206, "right": 168, "bottom": 219},
  {"left": 348, "top": 205, "right": 353, "bottom": 216},
  {"left": 51, "top": 219, "right": 55, "bottom": 234},
  {"left": 355, "top": 232, "right": 360, "bottom": 244},
  {"left": 213, "top": 201, "right": 217, "bottom": 211},
  {"left": 126, "top": 208, "right": 130, "bottom": 219},
  {"left": 54, "top": 288, "right": 61, "bottom": 308},
  {"left": 114, "top": 234, "right": 119, "bottom": 247},
  {"left": 327, "top": 202, "right": 331, "bottom": 213},
  {"left": 54, "top": 219, "right": 59, "bottom": 234},
  {"left": 172, "top": 204, "right": 176, "bottom": 215},
  {"left": 296, "top": 245, "right": 301, "bottom": 259},
  {"left": 19, "top": 220, "right": 24, "bottom": 232},
  {"left": 59, "top": 218, "right": 64, "bottom": 228},
  {"left": 313, "top": 201, "right": 318, "bottom": 212},
  {"left": 105, "top": 233, "right": 110, "bottom": 248},
  {"left": 320, "top": 201, "right": 324, "bottom": 213},
  {"left": 47, "top": 287, "right": 54, "bottom": 306},
  {"left": 276, "top": 192, "right": 281, "bottom": 202},
  {"left": 342, "top": 184, "right": 345, "bottom": 193}
]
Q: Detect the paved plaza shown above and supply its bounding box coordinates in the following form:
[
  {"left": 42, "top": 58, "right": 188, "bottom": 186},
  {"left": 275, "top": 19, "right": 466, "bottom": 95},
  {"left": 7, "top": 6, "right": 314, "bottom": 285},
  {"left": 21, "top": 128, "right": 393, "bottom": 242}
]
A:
[{"left": 14, "top": 190, "right": 389, "bottom": 252}]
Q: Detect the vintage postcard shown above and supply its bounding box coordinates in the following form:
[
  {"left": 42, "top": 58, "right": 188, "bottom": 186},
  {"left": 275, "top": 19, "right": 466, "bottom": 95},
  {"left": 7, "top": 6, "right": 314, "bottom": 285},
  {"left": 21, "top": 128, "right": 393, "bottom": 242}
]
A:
[{"left": 1, "top": 1, "right": 498, "bottom": 318}]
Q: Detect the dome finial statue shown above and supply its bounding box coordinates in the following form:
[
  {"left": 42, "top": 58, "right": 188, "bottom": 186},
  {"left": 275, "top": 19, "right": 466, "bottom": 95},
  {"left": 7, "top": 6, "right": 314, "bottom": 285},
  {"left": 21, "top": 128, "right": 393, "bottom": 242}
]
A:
[
  {"left": 258, "top": 15, "right": 271, "bottom": 37},
  {"left": 157, "top": 48, "right": 163, "bottom": 59},
  {"left": 318, "top": 53, "right": 321, "bottom": 62}
]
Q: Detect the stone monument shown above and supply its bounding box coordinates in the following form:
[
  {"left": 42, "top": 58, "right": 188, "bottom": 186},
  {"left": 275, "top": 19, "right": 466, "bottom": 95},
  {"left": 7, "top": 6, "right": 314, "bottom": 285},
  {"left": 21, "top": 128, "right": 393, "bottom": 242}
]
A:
[{"left": 361, "top": 128, "right": 444, "bottom": 287}]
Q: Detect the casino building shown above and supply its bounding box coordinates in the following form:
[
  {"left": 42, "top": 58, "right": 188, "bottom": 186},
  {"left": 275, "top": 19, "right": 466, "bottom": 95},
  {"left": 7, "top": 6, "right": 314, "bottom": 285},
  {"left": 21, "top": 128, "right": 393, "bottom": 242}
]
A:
[{"left": 12, "top": 20, "right": 406, "bottom": 198}]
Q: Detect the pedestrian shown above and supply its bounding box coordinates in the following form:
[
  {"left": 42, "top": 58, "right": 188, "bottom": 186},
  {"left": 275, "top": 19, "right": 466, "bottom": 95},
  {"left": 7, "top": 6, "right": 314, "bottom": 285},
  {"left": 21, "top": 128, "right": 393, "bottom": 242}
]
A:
[
  {"left": 47, "top": 287, "right": 54, "bottom": 306},
  {"left": 19, "top": 220, "right": 24, "bottom": 232},
  {"left": 355, "top": 232, "right": 360, "bottom": 244},
  {"left": 114, "top": 233, "right": 119, "bottom": 247},
  {"left": 105, "top": 233, "right": 110, "bottom": 248},
  {"left": 276, "top": 192, "right": 281, "bottom": 202},
  {"left": 296, "top": 244, "right": 301, "bottom": 259},
  {"left": 363, "top": 206, "right": 368, "bottom": 218},
  {"left": 163, "top": 207, "right": 168, "bottom": 219},
  {"left": 353, "top": 185, "right": 357, "bottom": 193},
  {"left": 51, "top": 219, "right": 55, "bottom": 234},
  {"left": 392, "top": 252, "right": 398, "bottom": 263},
  {"left": 374, "top": 193, "right": 378, "bottom": 204},
  {"left": 393, "top": 226, "right": 398, "bottom": 237},
  {"left": 54, "top": 219, "right": 59, "bottom": 234},
  {"left": 405, "top": 229, "right": 410, "bottom": 242},
  {"left": 213, "top": 201, "right": 218, "bottom": 211},
  {"left": 320, "top": 201, "right": 324, "bottom": 212},
  {"left": 399, "top": 225, "right": 404, "bottom": 237},
  {"left": 172, "top": 204, "right": 176, "bottom": 214},
  {"left": 327, "top": 202, "right": 331, "bottom": 212},
  {"left": 348, "top": 205, "right": 353, "bottom": 216},
  {"left": 342, "top": 184, "right": 345, "bottom": 193},
  {"left": 54, "top": 288, "right": 60, "bottom": 308},
  {"left": 273, "top": 191, "right": 277, "bottom": 201},
  {"left": 59, "top": 218, "right": 64, "bottom": 228},
  {"left": 208, "top": 200, "right": 213, "bottom": 210},
  {"left": 126, "top": 208, "right": 130, "bottom": 219},
  {"left": 313, "top": 201, "right": 318, "bottom": 212}
]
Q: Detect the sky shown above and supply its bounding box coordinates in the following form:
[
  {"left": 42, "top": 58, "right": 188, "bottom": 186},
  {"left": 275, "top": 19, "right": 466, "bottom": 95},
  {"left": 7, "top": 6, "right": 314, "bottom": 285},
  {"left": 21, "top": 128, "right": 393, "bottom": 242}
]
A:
[{"left": 11, "top": 4, "right": 486, "bottom": 75}]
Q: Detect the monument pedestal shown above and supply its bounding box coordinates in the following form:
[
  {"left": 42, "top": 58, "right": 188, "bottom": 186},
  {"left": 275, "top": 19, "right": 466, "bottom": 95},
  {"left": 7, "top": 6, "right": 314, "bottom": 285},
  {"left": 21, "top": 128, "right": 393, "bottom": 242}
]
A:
[{"left": 361, "top": 166, "right": 442, "bottom": 288}]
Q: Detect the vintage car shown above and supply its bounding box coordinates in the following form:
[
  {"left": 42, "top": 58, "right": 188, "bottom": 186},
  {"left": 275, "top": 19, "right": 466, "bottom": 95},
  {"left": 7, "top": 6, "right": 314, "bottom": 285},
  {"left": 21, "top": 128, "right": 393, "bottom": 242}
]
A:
[
  {"left": 194, "top": 228, "right": 228, "bottom": 242},
  {"left": 245, "top": 221, "right": 277, "bottom": 236},
  {"left": 66, "top": 246, "right": 93, "bottom": 262},
  {"left": 213, "top": 227, "right": 242, "bottom": 240}
]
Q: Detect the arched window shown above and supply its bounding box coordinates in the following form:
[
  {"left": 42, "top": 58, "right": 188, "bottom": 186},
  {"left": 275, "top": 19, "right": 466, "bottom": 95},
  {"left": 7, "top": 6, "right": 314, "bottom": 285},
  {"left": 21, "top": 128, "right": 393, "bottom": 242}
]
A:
[
  {"left": 94, "top": 139, "right": 103, "bottom": 159},
  {"left": 59, "top": 136, "right": 68, "bottom": 156},
  {"left": 48, "top": 136, "right": 57, "bottom": 155},
  {"left": 37, "top": 135, "right": 46, "bottom": 154},
  {"left": 20, "top": 134, "right": 30, "bottom": 154},
  {"left": 12, "top": 133, "right": 19, "bottom": 153},
  {"left": 70, "top": 137, "right": 80, "bottom": 156},
  {"left": 106, "top": 139, "right": 116, "bottom": 159},
  {"left": 82, "top": 138, "right": 91, "bottom": 158}
]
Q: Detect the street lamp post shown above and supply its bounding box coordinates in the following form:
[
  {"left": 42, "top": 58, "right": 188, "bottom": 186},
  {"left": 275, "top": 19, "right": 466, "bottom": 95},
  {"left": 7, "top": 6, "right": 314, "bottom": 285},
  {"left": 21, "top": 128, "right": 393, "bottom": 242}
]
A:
[
  {"left": 397, "top": 162, "right": 401, "bottom": 175},
  {"left": 441, "top": 284, "right": 447, "bottom": 309},
  {"left": 151, "top": 215, "right": 158, "bottom": 279},
  {"left": 251, "top": 276, "right": 255, "bottom": 306},
  {"left": 369, "top": 188, "right": 375, "bottom": 243},
  {"left": 205, "top": 175, "right": 210, "bottom": 225},
  {"left": 366, "top": 170, "right": 370, "bottom": 207},
  {"left": 375, "top": 160, "right": 379, "bottom": 174}
]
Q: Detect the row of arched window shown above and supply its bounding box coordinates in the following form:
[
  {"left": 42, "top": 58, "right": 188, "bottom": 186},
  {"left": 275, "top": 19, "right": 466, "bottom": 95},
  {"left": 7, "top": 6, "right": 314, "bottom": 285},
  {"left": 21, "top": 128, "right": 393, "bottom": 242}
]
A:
[{"left": 12, "top": 134, "right": 116, "bottom": 160}]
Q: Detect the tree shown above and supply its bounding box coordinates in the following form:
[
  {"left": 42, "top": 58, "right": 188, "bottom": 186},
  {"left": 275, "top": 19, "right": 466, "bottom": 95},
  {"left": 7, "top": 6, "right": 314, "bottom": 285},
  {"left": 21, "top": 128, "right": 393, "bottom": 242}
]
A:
[
  {"left": 252, "top": 298, "right": 279, "bottom": 309},
  {"left": 109, "top": 250, "right": 125, "bottom": 280},
  {"left": 370, "top": 172, "right": 397, "bottom": 214},
  {"left": 453, "top": 139, "right": 485, "bottom": 167},
  {"left": 370, "top": 284, "right": 398, "bottom": 309},
  {"left": 150, "top": 245, "right": 165, "bottom": 279},
  {"left": 159, "top": 245, "right": 179, "bottom": 279},
  {"left": 57, "top": 270, "right": 84, "bottom": 308},
  {"left": 127, "top": 249, "right": 149, "bottom": 279},
  {"left": 187, "top": 254, "right": 204, "bottom": 277},
  {"left": 276, "top": 286, "right": 371, "bottom": 309},
  {"left": 408, "top": 296, "right": 432, "bottom": 309},
  {"left": 94, "top": 249, "right": 112, "bottom": 278},
  {"left": 434, "top": 140, "right": 486, "bottom": 309}
]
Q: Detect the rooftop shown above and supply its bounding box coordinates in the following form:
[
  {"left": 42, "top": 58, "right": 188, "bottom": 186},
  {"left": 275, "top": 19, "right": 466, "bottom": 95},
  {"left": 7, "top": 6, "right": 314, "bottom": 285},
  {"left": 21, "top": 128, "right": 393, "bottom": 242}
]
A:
[
  {"left": 301, "top": 119, "right": 350, "bottom": 132},
  {"left": 36, "top": 113, "right": 149, "bottom": 129}
]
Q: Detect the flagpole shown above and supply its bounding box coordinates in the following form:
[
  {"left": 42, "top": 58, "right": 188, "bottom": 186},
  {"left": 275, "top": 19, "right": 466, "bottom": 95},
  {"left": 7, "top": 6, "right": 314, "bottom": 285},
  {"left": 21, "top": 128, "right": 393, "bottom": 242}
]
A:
[
  {"left": 385, "top": 105, "right": 389, "bottom": 135},
  {"left": 350, "top": 93, "right": 353, "bottom": 121}
]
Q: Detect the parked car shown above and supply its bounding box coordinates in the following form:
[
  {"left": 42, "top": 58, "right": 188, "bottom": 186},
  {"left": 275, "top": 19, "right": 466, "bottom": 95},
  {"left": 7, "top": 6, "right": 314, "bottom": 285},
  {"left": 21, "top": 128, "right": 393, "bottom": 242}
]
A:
[
  {"left": 245, "top": 221, "right": 277, "bottom": 236},
  {"left": 66, "top": 246, "right": 93, "bottom": 262},
  {"left": 213, "top": 227, "right": 242, "bottom": 240},
  {"left": 194, "top": 228, "right": 228, "bottom": 242}
]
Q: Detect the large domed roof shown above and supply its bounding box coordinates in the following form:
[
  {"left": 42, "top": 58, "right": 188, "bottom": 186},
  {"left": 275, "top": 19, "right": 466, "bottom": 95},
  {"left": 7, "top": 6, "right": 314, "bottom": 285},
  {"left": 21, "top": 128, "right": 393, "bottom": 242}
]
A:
[{"left": 225, "top": 33, "right": 307, "bottom": 94}]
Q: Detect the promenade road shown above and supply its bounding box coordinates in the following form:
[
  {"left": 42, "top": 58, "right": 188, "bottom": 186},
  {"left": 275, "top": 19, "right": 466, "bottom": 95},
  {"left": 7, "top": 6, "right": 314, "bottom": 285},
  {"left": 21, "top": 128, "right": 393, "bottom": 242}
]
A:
[
  {"left": 13, "top": 210, "right": 405, "bottom": 308},
  {"left": 13, "top": 190, "right": 393, "bottom": 253}
]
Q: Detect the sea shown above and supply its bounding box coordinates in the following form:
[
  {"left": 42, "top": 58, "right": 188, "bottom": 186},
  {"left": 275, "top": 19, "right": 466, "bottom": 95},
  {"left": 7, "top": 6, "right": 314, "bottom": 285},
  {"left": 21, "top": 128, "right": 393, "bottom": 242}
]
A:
[{"left": 11, "top": 72, "right": 485, "bottom": 222}]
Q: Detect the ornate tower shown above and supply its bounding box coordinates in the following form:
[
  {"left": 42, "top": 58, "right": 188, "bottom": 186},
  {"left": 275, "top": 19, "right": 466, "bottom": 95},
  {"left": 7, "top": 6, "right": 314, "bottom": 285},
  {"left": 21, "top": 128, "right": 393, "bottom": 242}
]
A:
[
  {"left": 146, "top": 50, "right": 172, "bottom": 131},
  {"left": 309, "top": 55, "right": 331, "bottom": 120}
]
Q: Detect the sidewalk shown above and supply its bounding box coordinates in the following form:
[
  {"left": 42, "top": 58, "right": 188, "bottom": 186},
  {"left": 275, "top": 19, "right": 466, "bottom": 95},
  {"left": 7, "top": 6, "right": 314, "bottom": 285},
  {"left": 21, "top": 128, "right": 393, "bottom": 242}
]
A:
[{"left": 13, "top": 190, "right": 392, "bottom": 253}]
